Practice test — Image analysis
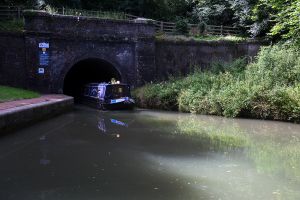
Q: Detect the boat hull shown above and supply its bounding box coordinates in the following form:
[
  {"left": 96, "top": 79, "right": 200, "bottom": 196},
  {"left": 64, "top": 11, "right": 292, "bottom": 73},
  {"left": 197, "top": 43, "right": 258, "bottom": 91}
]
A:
[
  {"left": 104, "top": 102, "right": 135, "bottom": 110},
  {"left": 81, "top": 96, "right": 135, "bottom": 110}
]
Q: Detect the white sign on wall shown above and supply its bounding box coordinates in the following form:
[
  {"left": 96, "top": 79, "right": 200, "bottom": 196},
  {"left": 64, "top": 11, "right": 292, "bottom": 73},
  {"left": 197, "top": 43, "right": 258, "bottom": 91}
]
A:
[
  {"left": 38, "top": 68, "right": 45, "bottom": 74},
  {"left": 39, "top": 42, "right": 49, "bottom": 48}
]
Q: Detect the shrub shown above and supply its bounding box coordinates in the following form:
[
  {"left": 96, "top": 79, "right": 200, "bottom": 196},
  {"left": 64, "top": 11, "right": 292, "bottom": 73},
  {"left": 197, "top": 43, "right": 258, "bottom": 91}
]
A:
[
  {"left": 210, "top": 58, "right": 247, "bottom": 74},
  {"left": 134, "top": 44, "right": 300, "bottom": 122},
  {"left": 175, "top": 18, "right": 189, "bottom": 35},
  {"left": 198, "top": 21, "right": 207, "bottom": 34}
]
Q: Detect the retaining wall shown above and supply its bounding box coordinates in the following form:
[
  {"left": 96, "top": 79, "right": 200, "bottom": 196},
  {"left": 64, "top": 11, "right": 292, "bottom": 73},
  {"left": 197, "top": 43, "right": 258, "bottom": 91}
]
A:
[
  {"left": 0, "top": 32, "right": 28, "bottom": 89},
  {"left": 0, "top": 95, "right": 74, "bottom": 133},
  {"left": 155, "top": 40, "right": 262, "bottom": 80}
]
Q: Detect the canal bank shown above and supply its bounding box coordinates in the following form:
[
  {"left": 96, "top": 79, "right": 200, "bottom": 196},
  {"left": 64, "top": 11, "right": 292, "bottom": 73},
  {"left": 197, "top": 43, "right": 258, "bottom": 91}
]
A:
[{"left": 0, "top": 95, "right": 73, "bottom": 133}]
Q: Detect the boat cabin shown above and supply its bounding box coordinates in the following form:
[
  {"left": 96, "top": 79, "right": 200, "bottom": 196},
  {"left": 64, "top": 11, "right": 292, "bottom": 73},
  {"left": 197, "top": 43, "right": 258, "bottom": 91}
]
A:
[{"left": 83, "top": 83, "right": 135, "bottom": 110}]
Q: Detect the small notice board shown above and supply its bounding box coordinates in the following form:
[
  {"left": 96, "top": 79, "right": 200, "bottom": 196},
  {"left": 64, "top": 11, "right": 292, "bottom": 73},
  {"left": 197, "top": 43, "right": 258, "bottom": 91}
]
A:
[
  {"left": 38, "top": 42, "right": 50, "bottom": 75},
  {"left": 39, "top": 51, "right": 50, "bottom": 66}
]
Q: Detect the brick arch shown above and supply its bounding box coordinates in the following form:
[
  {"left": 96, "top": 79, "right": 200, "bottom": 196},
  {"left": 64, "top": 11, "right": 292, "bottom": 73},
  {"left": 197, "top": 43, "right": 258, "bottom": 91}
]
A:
[{"left": 54, "top": 54, "right": 126, "bottom": 94}]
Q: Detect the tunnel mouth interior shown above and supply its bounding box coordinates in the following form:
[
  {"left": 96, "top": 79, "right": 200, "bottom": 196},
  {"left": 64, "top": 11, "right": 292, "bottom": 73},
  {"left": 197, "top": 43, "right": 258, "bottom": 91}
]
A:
[{"left": 63, "top": 58, "right": 121, "bottom": 100}]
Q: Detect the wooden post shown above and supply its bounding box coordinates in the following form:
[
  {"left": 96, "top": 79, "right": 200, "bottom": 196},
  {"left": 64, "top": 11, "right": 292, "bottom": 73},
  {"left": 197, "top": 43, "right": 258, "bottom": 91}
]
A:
[
  {"left": 160, "top": 22, "right": 163, "bottom": 32},
  {"left": 17, "top": 6, "right": 21, "bottom": 19},
  {"left": 221, "top": 25, "right": 223, "bottom": 36}
]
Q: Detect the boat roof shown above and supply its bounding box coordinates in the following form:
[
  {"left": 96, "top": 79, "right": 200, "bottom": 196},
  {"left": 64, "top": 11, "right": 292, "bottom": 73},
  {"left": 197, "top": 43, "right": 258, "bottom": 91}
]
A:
[{"left": 85, "top": 83, "right": 129, "bottom": 87}]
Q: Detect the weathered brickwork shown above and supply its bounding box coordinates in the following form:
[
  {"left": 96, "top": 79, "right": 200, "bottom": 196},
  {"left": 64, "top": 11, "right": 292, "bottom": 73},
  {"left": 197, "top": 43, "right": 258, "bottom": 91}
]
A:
[
  {"left": 0, "top": 11, "right": 262, "bottom": 93},
  {"left": 0, "top": 32, "right": 28, "bottom": 88},
  {"left": 155, "top": 40, "right": 262, "bottom": 80},
  {"left": 23, "top": 11, "right": 156, "bottom": 93}
]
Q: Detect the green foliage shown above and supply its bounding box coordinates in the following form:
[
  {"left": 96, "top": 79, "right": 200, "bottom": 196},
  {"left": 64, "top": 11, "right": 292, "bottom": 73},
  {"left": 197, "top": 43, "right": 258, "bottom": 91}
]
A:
[
  {"left": 134, "top": 76, "right": 195, "bottom": 110},
  {"left": 210, "top": 57, "right": 247, "bottom": 74},
  {"left": 3, "top": 0, "right": 194, "bottom": 21},
  {"left": 192, "top": 0, "right": 232, "bottom": 25},
  {"left": 3, "top": 0, "right": 300, "bottom": 43},
  {"left": 249, "top": 0, "right": 300, "bottom": 43},
  {"left": 248, "top": 0, "right": 272, "bottom": 37},
  {"left": 175, "top": 18, "right": 189, "bottom": 35},
  {"left": 0, "top": 85, "right": 40, "bottom": 103},
  {"left": 156, "top": 34, "right": 247, "bottom": 42},
  {"left": 269, "top": 0, "right": 300, "bottom": 43},
  {"left": 134, "top": 44, "right": 300, "bottom": 122},
  {"left": 197, "top": 21, "right": 207, "bottom": 34},
  {"left": 194, "top": 35, "right": 247, "bottom": 42}
]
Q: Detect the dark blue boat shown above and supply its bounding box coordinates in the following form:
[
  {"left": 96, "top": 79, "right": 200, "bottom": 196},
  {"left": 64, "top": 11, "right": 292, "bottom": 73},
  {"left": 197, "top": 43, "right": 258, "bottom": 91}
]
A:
[{"left": 83, "top": 83, "right": 135, "bottom": 110}]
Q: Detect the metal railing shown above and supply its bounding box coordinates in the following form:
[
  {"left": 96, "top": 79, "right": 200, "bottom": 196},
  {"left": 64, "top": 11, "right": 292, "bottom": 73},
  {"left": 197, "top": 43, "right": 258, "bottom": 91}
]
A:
[
  {"left": 0, "top": 6, "right": 130, "bottom": 20},
  {"left": 0, "top": 5, "right": 241, "bottom": 36},
  {"left": 54, "top": 7, "right": 128, "bottom": 20},
  {"left": 155, "top": 21, "right": 240, "bottom": 36},
  {"left": 0, "top": 6, "right": 25, "bottom": 19}
]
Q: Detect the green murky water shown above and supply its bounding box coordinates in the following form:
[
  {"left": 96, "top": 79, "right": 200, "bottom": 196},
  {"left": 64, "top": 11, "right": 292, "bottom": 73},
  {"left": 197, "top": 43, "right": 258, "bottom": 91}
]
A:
[{"left": 0, "top": 106, "right": 300, "bottom": 200}]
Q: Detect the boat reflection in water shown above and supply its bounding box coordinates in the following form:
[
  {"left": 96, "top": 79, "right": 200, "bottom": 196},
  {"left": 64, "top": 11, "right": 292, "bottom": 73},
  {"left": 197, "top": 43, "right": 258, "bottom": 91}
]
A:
[{"left": 97, "top": 115, "right": 129, "bottom": 138}]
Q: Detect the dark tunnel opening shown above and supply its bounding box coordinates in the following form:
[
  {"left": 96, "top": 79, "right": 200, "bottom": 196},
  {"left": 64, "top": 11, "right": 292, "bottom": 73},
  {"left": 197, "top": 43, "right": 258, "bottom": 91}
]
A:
[{"left": 63, "top": 58, "right": 121, "bottom": 100}]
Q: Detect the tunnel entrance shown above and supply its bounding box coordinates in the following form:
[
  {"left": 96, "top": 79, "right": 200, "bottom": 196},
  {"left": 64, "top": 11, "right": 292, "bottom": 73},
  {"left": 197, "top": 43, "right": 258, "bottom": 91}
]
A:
[{"left": 63, "top": 58, "right": 121, "bottom": 100}]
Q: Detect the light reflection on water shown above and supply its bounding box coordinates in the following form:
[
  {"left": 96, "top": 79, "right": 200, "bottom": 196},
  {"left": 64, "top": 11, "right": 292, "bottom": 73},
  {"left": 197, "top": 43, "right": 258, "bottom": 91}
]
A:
[{"left": 0, "top": 106, "right": 300, "bottom": 200}]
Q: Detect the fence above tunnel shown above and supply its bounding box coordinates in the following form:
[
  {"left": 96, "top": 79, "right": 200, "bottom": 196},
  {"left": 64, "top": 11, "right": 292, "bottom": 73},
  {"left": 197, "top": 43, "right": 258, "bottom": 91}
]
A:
[{"left": 0, "top": 5, "right": 241, "bottom": 36}]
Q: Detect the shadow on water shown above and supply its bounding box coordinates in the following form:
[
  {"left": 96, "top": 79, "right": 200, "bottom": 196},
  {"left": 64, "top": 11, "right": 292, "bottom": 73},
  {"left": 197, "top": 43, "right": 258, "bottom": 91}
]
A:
[
  {"left": 0, "top": 106, "right": 300, "bottom": 199},
  {"left": 0, "top": 106, "right": 211, "bottom": 200}
]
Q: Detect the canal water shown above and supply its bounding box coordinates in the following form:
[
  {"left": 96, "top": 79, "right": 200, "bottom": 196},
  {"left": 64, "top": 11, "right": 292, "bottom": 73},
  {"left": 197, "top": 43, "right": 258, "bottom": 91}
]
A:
[{"left": 0, "top": 106, "right": 300, "bottom": 200}]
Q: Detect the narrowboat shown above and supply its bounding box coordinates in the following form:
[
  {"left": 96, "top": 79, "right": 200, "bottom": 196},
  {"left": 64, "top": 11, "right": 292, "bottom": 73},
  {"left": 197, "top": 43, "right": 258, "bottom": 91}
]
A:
[{"left": 83, "top": 83, "right": 135, "bottom": 110}]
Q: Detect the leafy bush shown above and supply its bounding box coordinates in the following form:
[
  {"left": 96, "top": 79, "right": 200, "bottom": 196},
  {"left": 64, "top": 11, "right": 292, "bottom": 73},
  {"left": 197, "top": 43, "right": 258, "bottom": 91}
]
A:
[
  {"left": 210, "top": 57, "right": 247, "bottom": 74},
  {"left": 198, "top": 21, "right": 207, "bottom": 34},
  {"left": 134, "top": 44, "right": 300, "bottom": 122},
  {"left": 175, "top": 18, "right": 189, "bottom": 35}
]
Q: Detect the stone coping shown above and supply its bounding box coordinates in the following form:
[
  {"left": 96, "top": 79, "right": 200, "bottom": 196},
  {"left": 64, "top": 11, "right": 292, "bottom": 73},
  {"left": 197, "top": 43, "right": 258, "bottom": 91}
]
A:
[
  {"left": 0, "top": 95, "right": 71, "bottom": 111},
  {"left": 0, "top": 95, "right": 74, "bottom": 133}
]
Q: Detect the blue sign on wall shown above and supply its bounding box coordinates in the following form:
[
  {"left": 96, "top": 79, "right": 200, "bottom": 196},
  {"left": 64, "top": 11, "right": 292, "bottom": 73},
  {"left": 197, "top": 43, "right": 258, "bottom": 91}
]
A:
[{"left": 39, "top": 51, "right": 50, "bottom": 66}]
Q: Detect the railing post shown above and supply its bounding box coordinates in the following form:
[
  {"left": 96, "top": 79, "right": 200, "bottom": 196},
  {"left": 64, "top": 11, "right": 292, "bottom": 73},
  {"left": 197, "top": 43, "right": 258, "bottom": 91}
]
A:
[
  {"left": 221, "top": 25, "right": 223, "bottom": 36},
  {"left": 160, "top": 22, "right": 163, "bottom": 32},
  {"left": 17, "top": 6, "right": 21, "bottom": 19},
  {"left": 62, "top": 7, "right": 65, "bottom": 15}
]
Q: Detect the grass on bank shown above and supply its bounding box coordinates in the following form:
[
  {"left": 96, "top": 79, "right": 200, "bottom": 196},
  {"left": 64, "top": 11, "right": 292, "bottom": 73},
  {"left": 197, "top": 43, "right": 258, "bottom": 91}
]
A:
[
  {"left": 194, "top": 35, "right": 247, "bottom": 42},
  {"left": 156, "top": 34, "right": 248, "bottom": 42},
  {"left": 0, "top": 19, "right": 24, "bottom": 32},
  {"left": 0, "top": 85, "right": 40, "bottom": 103},
  {"left": 133, "top": 44, "right": 300, "bottom": 122}
]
